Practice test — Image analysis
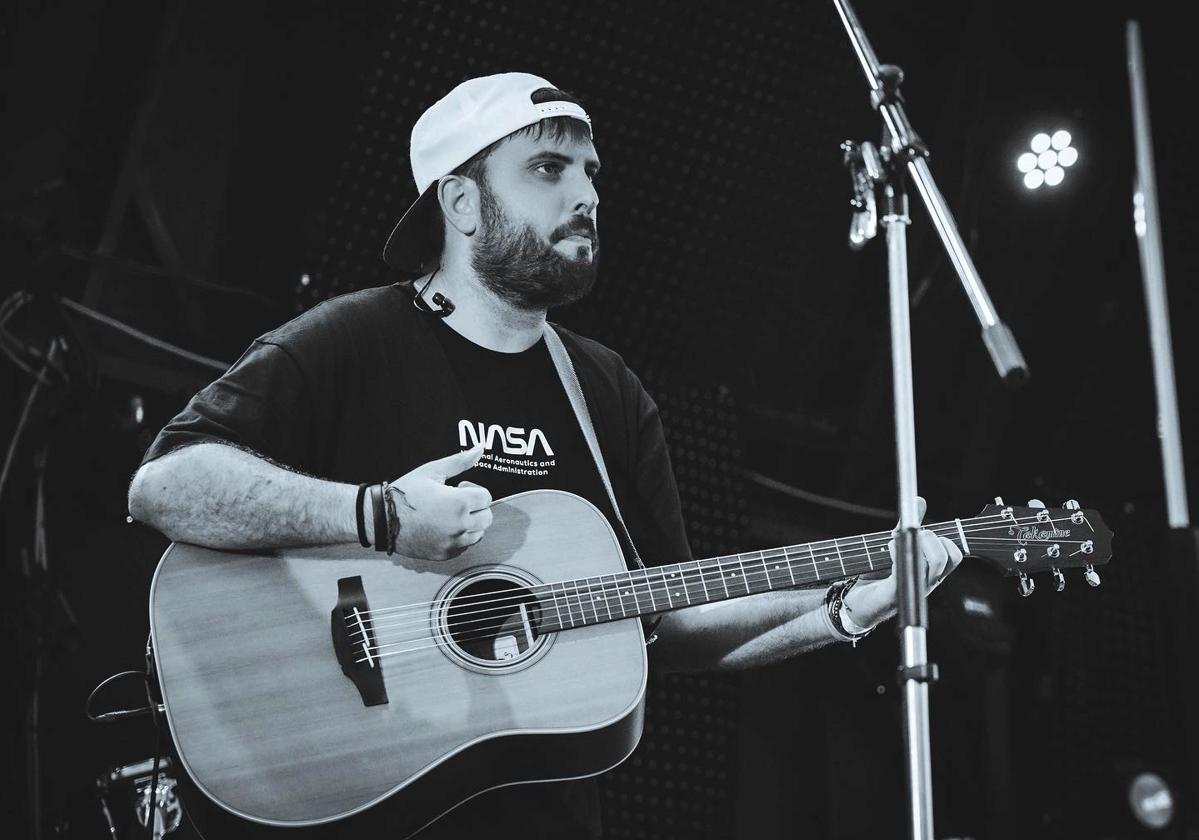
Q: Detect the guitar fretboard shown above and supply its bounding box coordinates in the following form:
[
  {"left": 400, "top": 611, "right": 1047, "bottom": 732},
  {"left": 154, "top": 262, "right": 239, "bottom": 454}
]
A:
[{"left": 532, "top": 519, "right": 971, "bottom": 633}]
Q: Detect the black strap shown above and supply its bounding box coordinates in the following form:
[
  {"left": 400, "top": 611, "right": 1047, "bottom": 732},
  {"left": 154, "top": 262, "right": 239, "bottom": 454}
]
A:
[{"left": 355, "top": 483, "right": 370, "bottom": 548}]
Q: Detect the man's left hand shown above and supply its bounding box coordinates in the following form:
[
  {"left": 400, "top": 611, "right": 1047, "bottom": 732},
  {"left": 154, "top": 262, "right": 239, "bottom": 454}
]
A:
[{"left": 842, "top": 496, "right": 963, "bottom": 632}]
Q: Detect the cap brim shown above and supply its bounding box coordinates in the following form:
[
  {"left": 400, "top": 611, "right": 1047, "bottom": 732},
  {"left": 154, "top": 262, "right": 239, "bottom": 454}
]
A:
[{"left": 382, "top": 184, "right": 439, "bottom": 273}]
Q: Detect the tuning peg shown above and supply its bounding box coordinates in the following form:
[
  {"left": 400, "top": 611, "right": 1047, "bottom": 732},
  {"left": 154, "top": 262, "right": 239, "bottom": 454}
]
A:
[
  {"left": 1051, "top": 568, "right": 1066, "bottom": 592},
  {"left": 1084, "top": 564, "right": 1101, "bottom": 587},
  {"left": 1064, "top": 499, "right": 1080, "bottom": 510},
  {"left": 1018, "top": 573, "right": 1035, "bottom": 597},
  {"left": 1027, "top": 498, "right": 1046, "bottom": 509}
]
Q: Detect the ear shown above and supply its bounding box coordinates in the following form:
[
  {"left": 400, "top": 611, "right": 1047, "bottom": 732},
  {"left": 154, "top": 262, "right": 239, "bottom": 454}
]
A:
[{"left": 437, "top": 174, "right": 480, "bottom": 237}]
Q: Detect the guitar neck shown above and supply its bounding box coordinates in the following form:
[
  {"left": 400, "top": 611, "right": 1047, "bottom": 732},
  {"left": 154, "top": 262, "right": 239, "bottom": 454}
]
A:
[{"left": 535, "top": 517, "right": 975, "bottom": 633}]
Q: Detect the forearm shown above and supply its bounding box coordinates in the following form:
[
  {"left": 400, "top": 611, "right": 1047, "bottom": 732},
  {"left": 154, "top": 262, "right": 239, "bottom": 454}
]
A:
[
  {"left": 128, "top": 442, "right": 363, "bottom": 549},
  {"left": 653, "top": 588, "right": 840, "bottom": 672}
]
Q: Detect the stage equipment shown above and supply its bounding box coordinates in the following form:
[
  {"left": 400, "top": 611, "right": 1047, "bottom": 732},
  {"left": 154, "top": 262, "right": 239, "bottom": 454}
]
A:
[
  {"left": 1126, "top": 19, "right": 1199, "bottom": 827},
  {"left": 96, "top": 757, "right": 183, "bottom": 839},
  {"left": 833, "top": 1, "right": 1032, "bottom": 838}
]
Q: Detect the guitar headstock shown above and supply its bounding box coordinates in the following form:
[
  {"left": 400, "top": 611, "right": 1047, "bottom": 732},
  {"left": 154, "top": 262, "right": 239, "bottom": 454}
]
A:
[{"left": 967, "top": 498, "right": 1113, "bottom": 596}]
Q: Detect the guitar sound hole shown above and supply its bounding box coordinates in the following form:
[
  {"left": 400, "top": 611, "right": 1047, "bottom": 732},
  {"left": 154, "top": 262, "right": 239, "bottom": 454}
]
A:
[{"left": 446, "top": 577, "right": 544, "bottom": 664}]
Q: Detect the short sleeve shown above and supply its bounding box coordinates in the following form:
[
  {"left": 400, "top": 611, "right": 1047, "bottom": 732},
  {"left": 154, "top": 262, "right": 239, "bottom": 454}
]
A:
[
  {"left": 625, "top": 376, "right": 693, "bottom": 568},
  {"left": 140, "top": 339, "right": 314, "bottom": 472}
]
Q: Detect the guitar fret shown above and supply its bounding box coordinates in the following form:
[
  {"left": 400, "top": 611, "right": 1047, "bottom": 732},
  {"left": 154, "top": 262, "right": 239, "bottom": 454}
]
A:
[
  {"left": 558, "top": 583, "right": 576, "bottom": 628},
  {"left": 862, "top": 535, "right": 874, "bottom": 571},
  {"left": 693, "top": 560, "right": 712, "bottom": 601},
  {"left": 808, "top": 544, "right": 819, "bottom": 581},
  {"left": 608, "top": 575, "right": 625, "bottom": 618},
  {"left": 762, "top": 549, "right": 791, "bottom": 590},
  {"left": 641, "top": 570, "right": 659, "bottom": 613},
  {"left": 834, "top": 540, "right": 846, "bottom": 576},
  {"left": 546, "top": 584, "right": 565, "bottom": 630},
  {"left": 755, "top": 552, "right": 772, "bottom": 591},
  {"left": 597, "top": 577, "right": 613, "bottom": 621}
]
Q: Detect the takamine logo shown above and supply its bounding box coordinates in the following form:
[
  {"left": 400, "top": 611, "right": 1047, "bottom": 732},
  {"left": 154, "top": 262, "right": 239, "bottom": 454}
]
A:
[
  {"left": 459, "top": 420, "right": 555, "bottom": 456},
  {"left": 1009, "top": 524, "right": 1071, "bottom": 545}
]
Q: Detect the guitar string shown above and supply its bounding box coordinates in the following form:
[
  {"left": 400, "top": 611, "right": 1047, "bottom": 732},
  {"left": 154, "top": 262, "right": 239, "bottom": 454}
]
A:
[
  {"left": 349, "top": 524, "right": 1097, "bottom": 662},
  {"left": 344, "top": 511, "right": 1086, "bottom": 629},
  {"left": 353, "top": 536, "right": 1092, "bottom": 660},
  {"left": 354, "top": 550, "right": 930, "bottom": 663},
  {"left": 347, "top": 522, "right": 1096, "bottom": 642},
  {"left": 351, "top": 532, "right": 1086, "bottom": 643},
  {"left": 351, "top": 534, "right": 1093, "bottom": 665},
  {"left": 345, "top": 514, "right": 1092, "bottom": 639},
  {"left": 344, "top": 513, "right": 1015, "bottom": 624}
]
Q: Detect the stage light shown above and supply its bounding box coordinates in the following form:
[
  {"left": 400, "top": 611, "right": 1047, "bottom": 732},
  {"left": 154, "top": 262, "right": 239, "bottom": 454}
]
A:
[
  {"left": 1019, "top": 130, "right": 1076, "bottom": 189},
  {"left": 1128, "top": 771, "right": 1174, "bottom": 829}
]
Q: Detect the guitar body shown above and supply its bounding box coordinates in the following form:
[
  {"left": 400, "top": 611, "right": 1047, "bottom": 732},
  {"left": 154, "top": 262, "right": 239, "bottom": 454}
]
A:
[{"left": 149, "top": 490, "right": 647, "bottom": 838}]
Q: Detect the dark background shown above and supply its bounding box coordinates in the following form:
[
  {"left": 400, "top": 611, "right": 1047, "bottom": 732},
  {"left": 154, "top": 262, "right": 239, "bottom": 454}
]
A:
[{"left": 2, "top": 1, "right": 1195, "bottom": 838}]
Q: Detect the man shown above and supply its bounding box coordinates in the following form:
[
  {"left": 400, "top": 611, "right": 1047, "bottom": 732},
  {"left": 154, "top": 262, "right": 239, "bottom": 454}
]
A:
[{"left": 128, "top": 73, "right": 961, "bottom": 839}]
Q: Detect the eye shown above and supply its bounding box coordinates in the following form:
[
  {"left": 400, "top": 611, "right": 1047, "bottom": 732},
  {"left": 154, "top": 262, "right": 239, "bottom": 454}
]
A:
[{"left": 534, "top": 162, "right": 564, "bottom": 177}]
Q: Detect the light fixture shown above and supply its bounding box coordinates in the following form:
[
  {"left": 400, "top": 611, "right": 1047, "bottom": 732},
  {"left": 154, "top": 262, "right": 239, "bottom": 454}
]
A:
[{"left": 1019, "top": 130, "right": 1078, "bottom": 189}]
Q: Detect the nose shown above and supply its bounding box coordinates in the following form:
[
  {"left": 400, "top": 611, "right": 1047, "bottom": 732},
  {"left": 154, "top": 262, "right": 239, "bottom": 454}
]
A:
[{"left": 572, "top": 172, "right": 599, "bottom": 217}]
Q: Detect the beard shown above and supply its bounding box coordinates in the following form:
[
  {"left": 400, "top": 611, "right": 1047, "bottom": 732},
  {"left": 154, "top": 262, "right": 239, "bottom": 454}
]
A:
[{"left": 470, "top": 185, "right": 599, "bottom": 311}]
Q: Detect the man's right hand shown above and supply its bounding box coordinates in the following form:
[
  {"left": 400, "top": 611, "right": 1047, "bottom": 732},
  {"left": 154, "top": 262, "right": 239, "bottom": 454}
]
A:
[{"left": 388, "top": 444, "right": 494, "bottom": 561}]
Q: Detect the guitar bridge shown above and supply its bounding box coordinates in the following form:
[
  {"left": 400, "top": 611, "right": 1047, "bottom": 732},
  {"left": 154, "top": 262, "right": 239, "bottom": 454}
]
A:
[{"left": 330, "top": 576, "right": 389, "bottom": 707}]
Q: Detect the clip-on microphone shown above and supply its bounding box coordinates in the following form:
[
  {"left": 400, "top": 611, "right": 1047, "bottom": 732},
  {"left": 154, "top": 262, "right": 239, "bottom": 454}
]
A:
[{"left": 413, "top": 271, "right": 454, "bottom": 318}]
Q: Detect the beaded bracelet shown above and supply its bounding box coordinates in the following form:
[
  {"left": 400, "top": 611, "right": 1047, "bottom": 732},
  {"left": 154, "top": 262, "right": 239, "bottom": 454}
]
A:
[
  {"left": 824, "top": 577, "right": 872, "bottom": 647},
  {"left": 382, "top": 481, "right": 401, "bottom": 555}
]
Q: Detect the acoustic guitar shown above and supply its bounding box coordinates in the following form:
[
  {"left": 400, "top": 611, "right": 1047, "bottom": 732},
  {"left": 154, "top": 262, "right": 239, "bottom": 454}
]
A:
[{"left": 148, "top": 490, "right": 1112, "bottom": 837}]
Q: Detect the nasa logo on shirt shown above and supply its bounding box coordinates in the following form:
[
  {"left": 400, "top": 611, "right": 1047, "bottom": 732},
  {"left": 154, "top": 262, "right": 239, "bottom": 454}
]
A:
[{"left": 458, "top": 419, "right": 555, "bottom": 457}]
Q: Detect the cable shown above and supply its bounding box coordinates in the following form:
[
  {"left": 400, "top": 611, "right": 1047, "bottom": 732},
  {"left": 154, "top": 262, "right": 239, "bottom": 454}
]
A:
[
  {"left": 59, "top": 297, "right": 228, "bottom": 372},
  {"left": 85, "top": 670, "right": 156, "bottom": 723},
  {"left": 742, "top": 468, "right": 896, "bottom": 519}
]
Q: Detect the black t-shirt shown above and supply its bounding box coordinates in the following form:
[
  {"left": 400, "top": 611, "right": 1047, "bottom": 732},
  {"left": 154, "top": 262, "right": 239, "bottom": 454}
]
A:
[
  {"left": 429, "top": 317, "right": 616, "bottom": 525},
  {"left": 142, "top": 283, "right": 692, "bottom": 839}
]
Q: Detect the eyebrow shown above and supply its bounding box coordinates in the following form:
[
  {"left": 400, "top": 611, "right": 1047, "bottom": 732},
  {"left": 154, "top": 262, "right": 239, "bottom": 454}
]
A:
[{"left": 527, "top": 150, "right": 602, "bottom": 176}]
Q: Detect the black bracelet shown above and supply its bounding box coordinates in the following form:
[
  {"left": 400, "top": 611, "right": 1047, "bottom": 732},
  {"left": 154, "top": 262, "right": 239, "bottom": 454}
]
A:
[
  {"left": 355, "top": 483, "right": 370, "bottom": 548},
  {"left": 371, "top": 483, "right": 387, "bottom": 551}
]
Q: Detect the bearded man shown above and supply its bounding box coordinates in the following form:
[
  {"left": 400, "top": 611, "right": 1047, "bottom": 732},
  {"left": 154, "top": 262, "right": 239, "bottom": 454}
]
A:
[{"left": 128, "top": 73, "right": 960, "bottom": 839}]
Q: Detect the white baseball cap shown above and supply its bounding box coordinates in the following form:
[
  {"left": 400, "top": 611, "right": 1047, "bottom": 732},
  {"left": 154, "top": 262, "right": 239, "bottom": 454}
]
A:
[{"left": 382, "top": 72, "right": 592, "bottom": 273}]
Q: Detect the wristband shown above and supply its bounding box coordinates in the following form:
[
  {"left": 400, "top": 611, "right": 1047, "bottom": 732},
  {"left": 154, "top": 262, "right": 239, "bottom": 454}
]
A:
[
  {"left": 370, "top": 483, "right": 387, "bottom": 551},
  {"left": 355, "top": 483, "right": 371, "bottom": 548}
]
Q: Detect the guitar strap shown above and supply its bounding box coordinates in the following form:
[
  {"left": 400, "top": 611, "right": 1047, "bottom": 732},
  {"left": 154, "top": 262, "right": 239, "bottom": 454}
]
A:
[{"left": 543, "top": 323, "right": 661, "bottom": 644}]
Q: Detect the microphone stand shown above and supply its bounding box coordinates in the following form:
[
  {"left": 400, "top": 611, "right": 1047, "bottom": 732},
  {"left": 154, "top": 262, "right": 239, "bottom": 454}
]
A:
[
  {"left": 1126, "top": 20, "right": 1199, "bottom": 821},
  {"left": 832, "top": 2, "right": 1030, "bottom": 838}
]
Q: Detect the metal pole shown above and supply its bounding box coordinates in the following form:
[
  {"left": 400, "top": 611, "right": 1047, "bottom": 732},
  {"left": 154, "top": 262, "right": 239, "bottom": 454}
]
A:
[
  {"left": 885, "top": 177, "right": 936, "bottom": 840},
  {"left": 1126, "top": 21, "right": 1189, "bottom": 529}
]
